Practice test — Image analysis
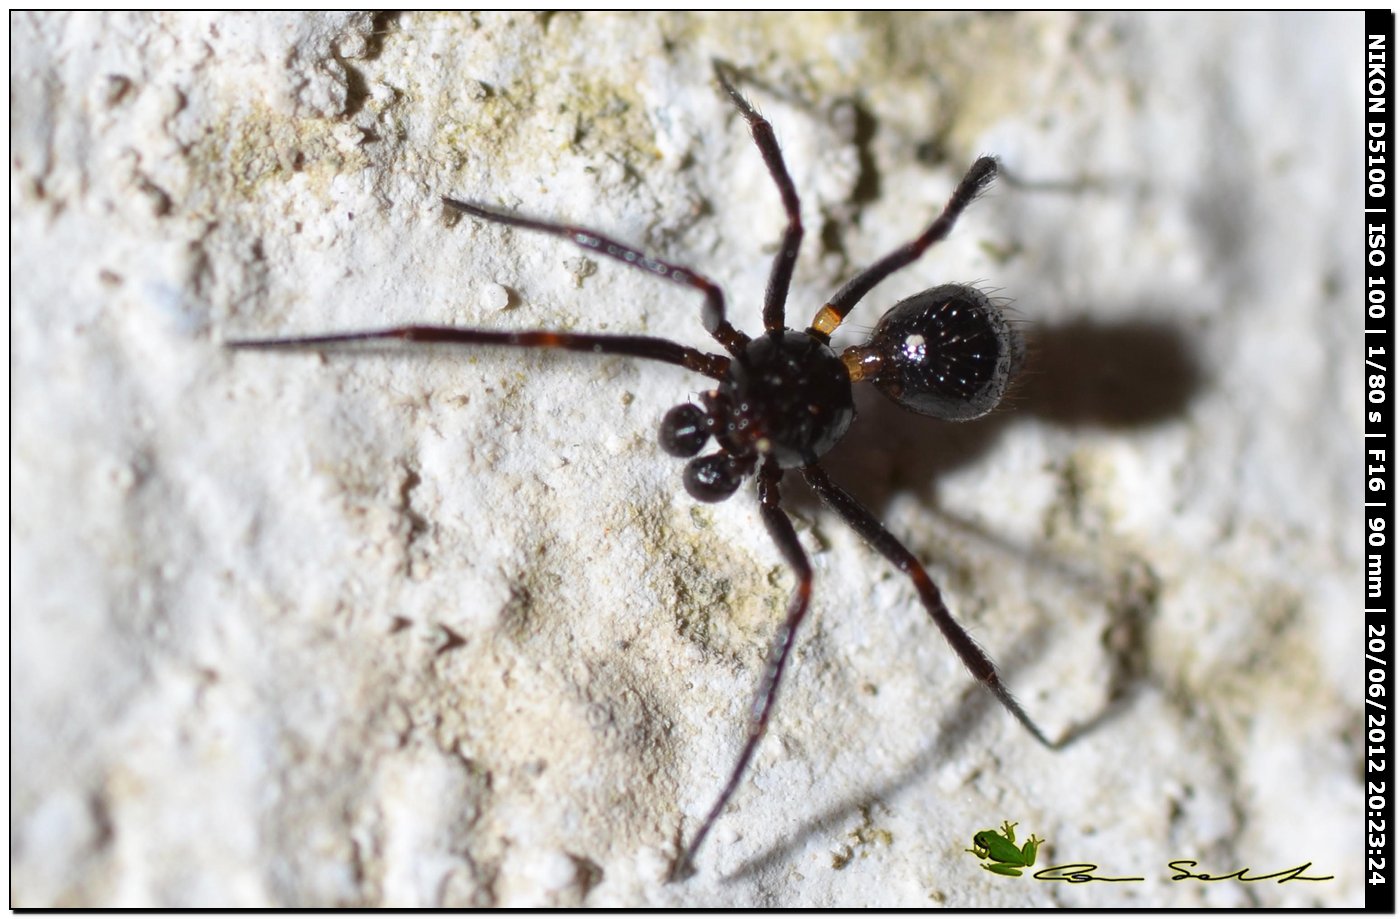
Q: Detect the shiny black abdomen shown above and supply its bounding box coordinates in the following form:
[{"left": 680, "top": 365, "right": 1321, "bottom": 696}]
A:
[{"left": 867, "top": 285, "right": 1021, "bottom": 421}]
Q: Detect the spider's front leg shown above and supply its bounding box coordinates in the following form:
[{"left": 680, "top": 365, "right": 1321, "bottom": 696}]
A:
[
  {"left": 670, "top": 458, "right": 813, "bottom": 881},
  {"left": 225, "top": 325, "right": 730, "bottom": 380},
  {"left": 441, "top": 198, "right": 749, "bottom": 356}
]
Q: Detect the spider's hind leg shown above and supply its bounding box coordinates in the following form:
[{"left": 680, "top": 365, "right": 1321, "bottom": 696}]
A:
[
  {"left": 810, "top": 156, "right": 999, "bottom": 339},
  {"left": 801, "top": 462, "right": 1054, "bottom": 748}
]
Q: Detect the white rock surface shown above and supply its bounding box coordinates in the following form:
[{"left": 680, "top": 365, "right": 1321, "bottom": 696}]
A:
[{"left": 12, "top": 11, "right": 1363, "bottom": 907}]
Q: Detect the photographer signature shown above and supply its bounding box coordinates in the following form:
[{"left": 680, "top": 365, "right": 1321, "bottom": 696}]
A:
[
  {"left": 964, "top": 821, "right": 1332, "bottom": 883},
  {"left": 1030, "top": 860, "right": 1334, "bottom": 884}
]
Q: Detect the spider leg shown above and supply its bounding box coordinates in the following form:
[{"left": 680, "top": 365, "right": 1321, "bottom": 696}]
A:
[
  {"left": 713, "top": 60, "right": 803, "bottom": 334},
  {"left": 809, "top": 156, "right": 999, "bottom": 339},
  {"left": 225, "top": 326, "right": 731, "bottom": 380},
  {"left": 671, "top": 458, "right": 813, "bottom": 881},
  {"left": 441, "top": 198, "right": 748, "bottom": 356},
  {"left": 801, "top": 463, "right": 1053, "bottom": 748}
]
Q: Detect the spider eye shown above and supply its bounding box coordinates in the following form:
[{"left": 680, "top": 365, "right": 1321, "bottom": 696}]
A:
[{"left": 865, "top": 284, "right": 1021, "bottom": 421}]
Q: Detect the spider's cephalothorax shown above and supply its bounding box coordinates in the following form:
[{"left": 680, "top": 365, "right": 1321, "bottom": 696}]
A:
[
  {"left": 660, "top": 331, "right": 855, "bottom": 500},
  {"left": 227, "top": 60, "right": 1054, "bottom": 882}
]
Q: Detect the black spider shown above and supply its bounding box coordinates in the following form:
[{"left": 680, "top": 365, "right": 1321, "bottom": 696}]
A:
[{"left": 229, "top": 61, "right": 1052, "bottom": 880}]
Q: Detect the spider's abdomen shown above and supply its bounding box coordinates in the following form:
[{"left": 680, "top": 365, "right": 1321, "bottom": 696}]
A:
[
  {"left": 865, "top": 284, "right": 1021, "bottom": 421},
  {"left": 721, "top": 331, "right": 855, "bottom": 468}
]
